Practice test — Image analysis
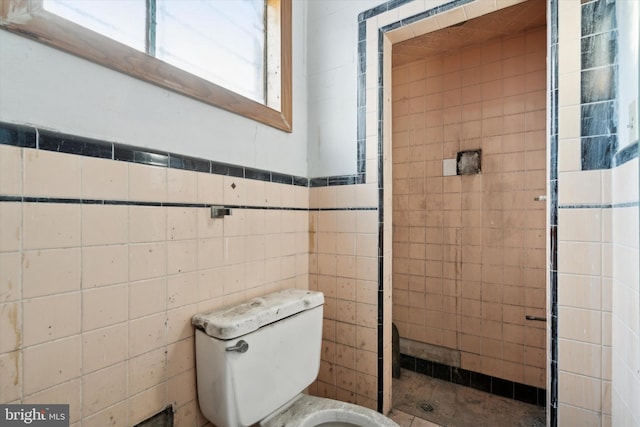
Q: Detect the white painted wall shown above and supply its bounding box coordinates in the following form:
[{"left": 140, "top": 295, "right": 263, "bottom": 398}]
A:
[
  {"left": 305, "top": 0, "right": 382, "bottom": 178},
  {"left": 0, "top": 1, "right": 308, "bottom": 177},
  {"left": 0, "top": 0, "right": 390, "bottom": 179}
]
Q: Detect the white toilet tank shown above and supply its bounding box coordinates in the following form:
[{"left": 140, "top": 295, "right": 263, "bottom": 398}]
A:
[{"left": 192, "top": 289, "right": 325, "bottom": 427}]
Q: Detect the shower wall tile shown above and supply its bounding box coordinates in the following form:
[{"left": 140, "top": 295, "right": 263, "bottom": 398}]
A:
[{"left": 392, "top": 26, "right": 547, "bottom": 389}]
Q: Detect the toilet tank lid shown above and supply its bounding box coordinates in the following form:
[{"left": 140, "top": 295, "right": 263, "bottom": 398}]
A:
[{"left": 192, "top": 289, "right": 324, "bottom": 340}]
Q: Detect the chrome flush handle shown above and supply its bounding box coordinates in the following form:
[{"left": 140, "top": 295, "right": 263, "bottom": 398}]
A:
[{"left": 226, "top": 340, "right": 249, "bottom": 353}]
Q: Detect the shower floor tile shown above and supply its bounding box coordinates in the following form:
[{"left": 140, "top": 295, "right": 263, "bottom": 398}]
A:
[{"left": 391, "top": 369, "right": 546, "bottom": 427}]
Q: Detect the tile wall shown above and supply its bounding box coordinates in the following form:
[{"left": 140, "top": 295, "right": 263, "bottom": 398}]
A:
[
  {"left": 306, "top": 183, "right": 383, "bottom": 410},
  {"left": 611, "top": 157, "right": 639, "bottom": 426},
  {"left": 555, "top": 0, "right": 625, "bottom": 425},
  {"left": 391, "top": 27, "right": 547, "bottom": 389},
  {"left": 0, "top": 141, "right": 311, "bottom": 426}
]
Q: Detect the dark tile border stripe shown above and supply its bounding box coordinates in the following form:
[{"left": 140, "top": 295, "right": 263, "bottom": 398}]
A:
[
  {"left": 559, "top": 201, "right": 640, "bottom": 209},
  {"left": 0, "top": 195, "right": 377, "bottom": 212},
  {"left": 400, "top": 354, "right": 547, "bottom": 407},
  {"left": 0, "top": 122, "right": 311, "bottom": 187}
]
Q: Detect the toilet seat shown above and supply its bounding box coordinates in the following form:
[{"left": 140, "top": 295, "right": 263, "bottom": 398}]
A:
[{"left": 260, "top": 394, "right": 400, "bottom": 427}]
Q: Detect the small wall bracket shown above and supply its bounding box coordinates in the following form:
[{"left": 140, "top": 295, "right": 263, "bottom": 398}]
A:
[{"left": 211, "top": 206, "right": 232, "bottom": 218}]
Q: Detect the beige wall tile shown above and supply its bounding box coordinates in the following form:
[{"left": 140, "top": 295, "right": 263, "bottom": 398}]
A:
[
  {"left": 0, "top": 302, "right": 21, "bottom": 353},
  {"left": 22, "top": 248, "right": 80, "bottom": 298},
  {"left": 265, "top": 182, "right": 283, "bottom": 207},
  {"left": 128, "top": 163, "right": 166, "bottom": 203},
  {"left": 129, "top": 242, "right": 167, "bottom": 282},
  {"left": 0, "top": 252, "right": 21, "bottom": 302},
  {"left": 129, "top": 278, "right": 167, "bottom": 319},
  {"left": 82, "top": 284, "right": 128, "bottom": 331},
  {"left": 167, "top": 240, "right": 198, "bottom": 275},
  {"left": 129, "top": 206, "right": 167, "bottom": 243},
  {"left": 128, "top": 383, "right": 166, "bottom": 426},
  {"left": 167, "top": 272, "right": 198, "bottom": 309},
  {"left": 82, "top": 205, "right": 128, "bottom": 246},
  {"left": 167, "top": 207, "right": 198, "bottom": 241},
  {"left": 24, "top": 150, "right": 81, "bottom": 198},
  {"left": 559, "top": 307, "right": 602, "bottom": 345},
  {"left": 82, "top": 323, "right": 128, "bottom": 373},
  {"left": 23, "top": 203, "right": 81, "bottom": 250},
  {"left": 196, "top": 172, "right": 224, "bottom": 205},
  {"left": 129, "top": 313, "right": 166, "bottom": 357},
  {"left": 167, "top": 369, "right": 196, "bottom": 408},
  {"left": 23, "top": 335, "right": 81, "bottom": 395},
  {"left": 129, "top": 348, "right": 167, "bottom": 395},
  {"left": 82, "top": 362, "right": 127, "bottom": 416},
  {"left": 0, "top": 145, "right": 22, "bottom": 195},
  {"left": 22, "top": 292, "right": 80, "bottom": 346},
  {"left": 0, "top": 350, "right": 21, "bottom": 402},
  {"left": 559, "top": 209, "right": 602, "bottom": 242},
  {"left": 173, "top": 400, "right": 198, "bottom": 427},
  {"left": 167, "top": 168, "right": 198, "bottom": 203},
  {"left": 22, "top": 379, "right": 82, "bottom": 423},
  {"left": 82, "top": 245, "right": 128, "bottom": 288},
  {"left": 557, "top": 274, "right": 602, "bottom": 311},
  {"left": 82, "top": 402, "right": 127, "bottom": 427},
  {"left": 558, "top": 105, "right": 581, "bottom": 140},
  {"left": 0, "top": 203, "right": 21, "bottom": 252},
  {"left": 558, "top": 242, "right": 602, "bottom": 276},
  {"left": 81, "top": 156, "right": 128, "bottom": 200},
  {"left": 223, "top": 176, "right": 246, "bottom": 205},
  {"left": 166, "top": 336, "right": 194, "bottom": 378},
  {"left": 166, "top": 304, "right": 197, "bottom": 344},
  {"left": 559, "top": 372, "right": 603, "bottom": 412},
  {"left": 558, "top": 339, "right": 602, "bottom": 378}
]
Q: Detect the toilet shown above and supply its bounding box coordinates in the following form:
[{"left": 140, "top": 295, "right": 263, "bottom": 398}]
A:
[{"left": 192, "top": 289, "right": 400, "bottom": 427}]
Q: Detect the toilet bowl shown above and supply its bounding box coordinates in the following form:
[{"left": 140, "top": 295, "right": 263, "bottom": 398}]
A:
[
  {"left": 260, "top": 394, "right": 399, "bottom": 427},
  {"left": 192, "top": 289, "right": 399, "bottom": 427}
]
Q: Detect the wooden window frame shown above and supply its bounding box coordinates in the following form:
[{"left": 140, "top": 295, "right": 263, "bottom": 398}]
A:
[{"left": 0, "top": 0, "right": 292, "bottom": 132}]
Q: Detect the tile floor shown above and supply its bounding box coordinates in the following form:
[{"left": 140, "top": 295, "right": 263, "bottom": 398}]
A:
[{"left": 389, "top": 369, "right": 546, "bottom": 427}]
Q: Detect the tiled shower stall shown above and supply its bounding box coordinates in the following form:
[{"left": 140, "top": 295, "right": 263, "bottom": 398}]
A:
[{"left": 391, "top": 25, "right": 547, "bottom": 394}]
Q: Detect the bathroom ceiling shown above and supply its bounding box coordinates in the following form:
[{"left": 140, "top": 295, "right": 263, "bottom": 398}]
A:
[{"left": 392, "top": 0, "right": 547, "bottom": 67}]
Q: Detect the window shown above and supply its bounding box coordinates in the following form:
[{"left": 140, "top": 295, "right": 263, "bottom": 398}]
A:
[{"left": 1, "top": 0, "right": 292, "bottom": 131}]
